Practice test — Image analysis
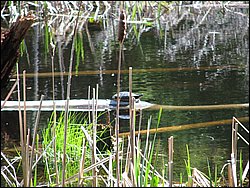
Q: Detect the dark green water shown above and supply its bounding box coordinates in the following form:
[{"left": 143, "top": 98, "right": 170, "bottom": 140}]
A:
[{"left": 1, "top": 5, "right": 249, "bottom": 183}]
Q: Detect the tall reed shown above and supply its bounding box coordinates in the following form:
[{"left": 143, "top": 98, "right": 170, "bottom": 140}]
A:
[
  {"left": 184, "top": 144, "right": 192, "bottom": 186},
  {"left": 115, "top": 8, "right": 127, "bottom": 186},
  {"left": 61, "top": 3, "right": 82, "bottom": 186}
]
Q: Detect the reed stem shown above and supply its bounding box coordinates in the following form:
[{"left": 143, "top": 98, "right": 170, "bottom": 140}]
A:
[
  {"left": 62, "top": 4, "right": 81, "bottom": 186},
  {"left": 29, "top": 94, "right": 44, "bottom": 185},
  {"left": 92, "top": 87, "right": 97, "bottom": 187},
  {"left": 16, "top": 62, "right": 26, "bottom": 186}
]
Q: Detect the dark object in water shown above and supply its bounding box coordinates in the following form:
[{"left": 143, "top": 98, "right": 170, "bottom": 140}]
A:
[
  {"left": 118, "top": 9, "right": 127, "bottom": 43},
  {"left": 109, "top": 91, "right": 143, "bottom": 107}
]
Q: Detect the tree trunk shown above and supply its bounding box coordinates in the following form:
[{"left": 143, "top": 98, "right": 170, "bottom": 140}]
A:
[{"left": 1, "top": 13, "right": 35, "bottom": 88}]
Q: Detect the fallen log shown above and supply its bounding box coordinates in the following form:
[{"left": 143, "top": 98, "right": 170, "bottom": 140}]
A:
[{"left": 1, "top": 13, "right": 35, "bottom": 88}]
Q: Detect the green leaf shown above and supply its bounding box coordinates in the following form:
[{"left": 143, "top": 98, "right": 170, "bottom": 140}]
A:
[
  {"left": 150, "top": 175, "right": 159, "bottom": 186},
  {"left": 88, "top": 17, "right": 95, "bottom": 23}
]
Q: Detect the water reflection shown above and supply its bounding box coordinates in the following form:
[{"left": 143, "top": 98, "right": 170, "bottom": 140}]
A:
[{"left": 1, "top": 4, "right": 249, "bottom": 182}]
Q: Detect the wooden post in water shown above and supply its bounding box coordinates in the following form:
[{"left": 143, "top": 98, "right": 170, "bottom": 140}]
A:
[{"left": 168, "top": 136, "right": 174, "bottom": 187}]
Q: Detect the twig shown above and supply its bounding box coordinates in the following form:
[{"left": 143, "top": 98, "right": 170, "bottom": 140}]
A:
[
  {"left": 1, "top": 80, "right": 18, "bottom": 109},
  {"left": 1, "top": 152, "right": 20, "bottom": 186}
]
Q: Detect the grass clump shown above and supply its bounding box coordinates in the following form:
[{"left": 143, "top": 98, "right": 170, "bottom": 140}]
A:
[{"left": 42, "top": 111, "right": 100, "bottom": 186}]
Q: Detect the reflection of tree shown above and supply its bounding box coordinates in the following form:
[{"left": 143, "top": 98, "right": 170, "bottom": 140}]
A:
[
  {"left": 3, "top": 1, "right": 248, "bottom": 101},
  {"left": 161, "top": 3, "right": 249, "bottom": 68}
]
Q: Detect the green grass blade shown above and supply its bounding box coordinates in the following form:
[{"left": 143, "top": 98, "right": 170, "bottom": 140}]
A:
[
  {"left": 144, "top": 108, "right": 162, "bottom": 186},
  {"left": 239, "top": 150, "right": 243, "bottom": 187},
  {"left": 207, "top": 158, "right": 212, "bottom": 186}
]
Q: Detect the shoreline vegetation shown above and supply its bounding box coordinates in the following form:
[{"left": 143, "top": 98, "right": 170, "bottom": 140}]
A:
[{"left": 1, "top": 1, "right": 249, "bottom": 187}]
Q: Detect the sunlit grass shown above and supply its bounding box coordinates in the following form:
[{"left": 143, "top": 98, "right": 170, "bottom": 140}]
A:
[{"left": 42, "top": 111, "right": 93, "bottom": 185}]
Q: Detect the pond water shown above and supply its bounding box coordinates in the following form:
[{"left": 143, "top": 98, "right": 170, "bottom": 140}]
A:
[{"left": 1, "top": 4, "right": 249, "bottom": 182}]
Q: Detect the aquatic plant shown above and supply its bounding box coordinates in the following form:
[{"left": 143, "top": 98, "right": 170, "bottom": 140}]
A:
[{"left": 42, "top": 111, "right": 110, "bottom": 186}]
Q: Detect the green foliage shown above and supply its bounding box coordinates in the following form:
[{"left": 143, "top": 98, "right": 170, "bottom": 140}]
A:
[
  {"left": 135, "top": 139, "right": 141, "bottom": 185},
  {"left": 184, "top": 144, "right": 191, "bottom": 176},
  {"left": 180, "top": 172, "right": 183, "bottom": 185},
  {"left": 42, "top": 111, "right": 92, "bottom": 184},
  {"left": 42, "top": 1, "right": 48, "bottom": 16},
  {"left": 74, "top": 33, "right": 85, "bottom": 74},
  {"left": 144, "top": 108, "right": 162, "bottom": 186},
  {"left": 207, "top": 158, "right": 212, "bottom": 186},
  {"left": 184, "top": 144, "right": 192, "bottom": 186},
  {"left": 150, "top": 175, "right": 159, "bottom": 186},
  {"left": 42, "top": 111, "right": 110, "bottom": 186},
  {"left": 239, "top": 150, "right": 243, "bottom": 187},
  {"left": 33, "top": 134, "right": 39, "bottom": 187},
  {"left": 44, "top": 22, "right": 50, "bottom": 55},
  {"left": 131, "top": 3, "right": 137, "bottom": 21},
  {"left": 88, "top": 17, "right": 95, "bottom": 23},
  {"left": 144, "top": 21, "right": 154, "bottom": 27}
]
